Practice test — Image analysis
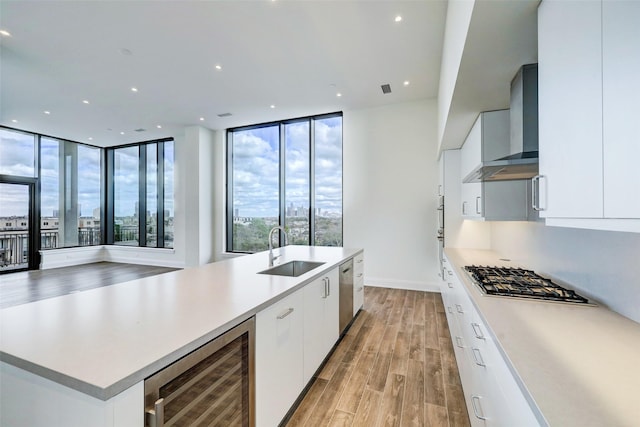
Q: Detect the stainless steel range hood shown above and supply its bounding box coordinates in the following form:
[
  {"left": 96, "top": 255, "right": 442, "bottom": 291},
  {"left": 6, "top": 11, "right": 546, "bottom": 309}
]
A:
[{"left": 463, "top": 64, "right": 538, "bottom": 183}]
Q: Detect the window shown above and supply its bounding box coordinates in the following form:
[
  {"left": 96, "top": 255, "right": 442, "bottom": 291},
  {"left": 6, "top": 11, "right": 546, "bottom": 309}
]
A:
[
  {"left": 0, "top": 128, "right": 36, "bottom": 177},
  {"left": 227, "top": 113, "right": 342, "bottom": 253},
  {"left": 108, "top": 139, "right": 174, "bottom": 248}
]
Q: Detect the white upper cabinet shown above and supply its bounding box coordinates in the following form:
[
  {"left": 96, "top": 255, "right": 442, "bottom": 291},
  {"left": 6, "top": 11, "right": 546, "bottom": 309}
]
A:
[
  {"left": 538, "top": 0, "right": 640, "bottom": 232},
  {"left": 538, "top": 0, "right": 603, "bottom": 218},
  {"left": 602, "top": 0, "right": 640, "bottom": 219},
  {"left": 460, "top": 111, "right": 530, "bottom": 221}
]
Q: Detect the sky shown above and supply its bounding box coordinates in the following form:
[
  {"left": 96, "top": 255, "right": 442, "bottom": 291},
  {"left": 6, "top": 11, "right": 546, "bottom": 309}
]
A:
[
  {"left": 0, "top": 128, "right": 174, "bottom": 219},
  {"left": 232, "top": 116, "right": 342, "bottom": 218}
]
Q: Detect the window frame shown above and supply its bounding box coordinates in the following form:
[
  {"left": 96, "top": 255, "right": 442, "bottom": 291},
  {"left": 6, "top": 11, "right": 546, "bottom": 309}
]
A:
[{"left": 226, "top": 112, "right": 343, "bottom": 253}]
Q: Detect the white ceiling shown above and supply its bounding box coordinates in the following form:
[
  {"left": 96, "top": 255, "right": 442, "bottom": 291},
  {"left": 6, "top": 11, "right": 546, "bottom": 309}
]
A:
[{"left": 0, "top": 0, "right": 447, "bottom": 147}]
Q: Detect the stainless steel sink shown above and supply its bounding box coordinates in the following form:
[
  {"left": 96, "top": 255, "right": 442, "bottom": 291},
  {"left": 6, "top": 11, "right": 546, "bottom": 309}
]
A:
[{"left": 258, "top": 260, "right": 326, "bottom": 277}]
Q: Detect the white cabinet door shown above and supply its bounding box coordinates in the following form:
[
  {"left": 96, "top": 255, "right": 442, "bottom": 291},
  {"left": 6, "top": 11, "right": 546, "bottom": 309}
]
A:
[
  {"left": 303, "top": 268, "right": 339, "bottom": 384},
  {"left": 602, "top": 0, "right": 640, "bottom": 218},
  {"left": 353, "top": 253, "right": 364, "bottom": 315},
  {"left": 461, "top": 117, "right": 483, "bottom": 218},
  {"left": 538, "top": 0, "right": 603, "bottom": 218},
  {"left": 256, "top": 289, "right": 304, "bottom": 427}
]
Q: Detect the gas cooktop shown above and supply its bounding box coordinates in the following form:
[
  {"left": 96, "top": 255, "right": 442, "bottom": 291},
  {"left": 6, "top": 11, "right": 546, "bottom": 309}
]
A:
[{"left": 464, "top": 265, "right": 589, "bottom": 304}]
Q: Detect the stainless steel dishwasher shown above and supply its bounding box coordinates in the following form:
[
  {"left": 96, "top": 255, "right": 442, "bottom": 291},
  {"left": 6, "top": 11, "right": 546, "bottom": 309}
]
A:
[{"left": 339, "top": 259, "right": 354, "bottom": 334}]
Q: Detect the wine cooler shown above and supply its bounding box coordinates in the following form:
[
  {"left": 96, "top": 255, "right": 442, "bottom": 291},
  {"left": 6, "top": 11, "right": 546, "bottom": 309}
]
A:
[{"left": 144, "top": 318, "right": 255, "bottom": 427}]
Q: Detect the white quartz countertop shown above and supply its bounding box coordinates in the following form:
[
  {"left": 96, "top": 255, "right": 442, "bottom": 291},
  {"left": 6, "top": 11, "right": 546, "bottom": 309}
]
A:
[
  {"left": 444, "top": 248, "right": 640, "bottom": 427},
  {"left": 0, "top": 246, "right": 362, "bottom": 400}
]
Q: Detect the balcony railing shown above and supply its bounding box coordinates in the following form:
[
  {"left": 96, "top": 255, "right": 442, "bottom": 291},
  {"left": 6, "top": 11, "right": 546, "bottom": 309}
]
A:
[{"left": 0, "top": 228, "right": 101, "bottom": 271}]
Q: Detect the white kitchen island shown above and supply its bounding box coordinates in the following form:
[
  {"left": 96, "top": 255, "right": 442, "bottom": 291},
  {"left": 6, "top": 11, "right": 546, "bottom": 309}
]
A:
[{"left": 0, "top": 246, "right": 363, "bottom": 427}]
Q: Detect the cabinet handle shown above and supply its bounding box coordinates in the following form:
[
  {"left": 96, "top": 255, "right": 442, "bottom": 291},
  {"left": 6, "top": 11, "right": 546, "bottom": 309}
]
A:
[
  {"left": 322, "top": 278, "right": 328, "bottom": 298},
  {"left": 447, "top": 270, "right": 453, "bottom": 276},
  {"left": 455, "top": 304, "right": 464, "bottom": 314},
  {"left": 357, "top": 273, "right": 363, "bottom": 278},
  {"left": 532, "top": 175, "right": 545, "bottom": 211},
  {"left": 447, "top": 282, "right": 453, "bottom": 288},
  {"left": 462, "top": 201, "right": 467, "bottom": 215},
  {"left": 455, "top": 336, "right": 464, "bottom": 348},
  {"left": 475, "top": 196, "right": 482, "bottom": 214},
  {"left": 447, "top": 306, "right": 453, "bottom": 314},
  {"left": 472, "top": 348, "right": 486, "bottom": 367},
  {"left": 327, "top": 278, "right": 330, "bottom": 297},
  {"left": 357, "top": 286, "right": 364, "bottom": 292},
  {"left": 277, "top": 308, "right": 295, "bottom": 319},
  {"left": 357, "top": 259, "right": 363, "bottom": 264},
  {"left": 146, "top": 398, "right": 165, "bottom": 427},
  {"left": 471, "top": 395, "right": 487, "bottom": 420},
  {"left": 438, "top": 184, "right": 443, "bottom": 196},
  {"left": 471, "top": 323, "right": 485, "bottom": 340}
]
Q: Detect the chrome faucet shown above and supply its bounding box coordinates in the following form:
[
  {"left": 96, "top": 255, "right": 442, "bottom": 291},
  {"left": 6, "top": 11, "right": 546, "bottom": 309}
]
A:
[{"left": 268, "top": 226, "right": 288, "bottom": 267}]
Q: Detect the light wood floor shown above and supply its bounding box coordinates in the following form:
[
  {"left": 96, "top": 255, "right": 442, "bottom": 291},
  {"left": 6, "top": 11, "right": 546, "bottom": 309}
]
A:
[
  {"left": 285, "top": 286, "right": 470, "bottom": 427},
  {"left": 0, "top": 262, "right": 179, "bottom": 308}
]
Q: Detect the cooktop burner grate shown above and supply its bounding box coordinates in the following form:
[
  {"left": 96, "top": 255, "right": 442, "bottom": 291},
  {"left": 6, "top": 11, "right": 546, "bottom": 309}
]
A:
[{"left": 464, "top": 265, "right": 589, "bottom": 304}]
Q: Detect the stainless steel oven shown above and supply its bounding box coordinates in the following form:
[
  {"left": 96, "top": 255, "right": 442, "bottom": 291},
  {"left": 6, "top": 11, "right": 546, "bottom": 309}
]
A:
[{"left": 144, "top": 318, "right": 255, "bottom": 427}]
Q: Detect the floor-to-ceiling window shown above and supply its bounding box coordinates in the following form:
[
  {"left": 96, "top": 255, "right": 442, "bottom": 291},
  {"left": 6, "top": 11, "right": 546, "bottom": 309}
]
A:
[
  {"left": 0, "top": 125, "right": 175, "bottom": 272},
  {"left": 108, "top": 139, "right": 174, "bottom": 248},
  {"left": 227, "top": 112, "right": 342, "bottom": 253}
]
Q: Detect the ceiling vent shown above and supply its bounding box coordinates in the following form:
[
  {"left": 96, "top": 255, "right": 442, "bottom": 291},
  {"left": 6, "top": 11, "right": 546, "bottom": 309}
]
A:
[
  {"left": 381, "top": 84, "right": 392, "bottom": 94},
  {"left": 217, "top": 112, "right": 233, "bottom": 118},
  {"left": 134, "top": 128, "right": 146, "bottom": 132}
]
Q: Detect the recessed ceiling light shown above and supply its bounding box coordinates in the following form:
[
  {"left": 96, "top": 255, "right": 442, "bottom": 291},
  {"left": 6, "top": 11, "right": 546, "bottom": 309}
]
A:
[
  {"left": 395, "top": 15, "right": 402, "bottom": 22},
  {"left": 120, "top": 131, "right": 125, "bottom": 135},
  {"left": 336, "top": 92, "right": 342, "bottom": 97},
  {"left": 270, "top": 105, "right": 276, "bottom": 109},
  {"left": 0, "top": 30, "right": 11, "bottom": 37},
  {"left": 83, "top": 100, "right": 90, "bottom": 104},
  {"left": 157, "top": 125, "right": 162, "bottom": 129},
  {"left": 215, "top": 64, "right": 222, "bottom": 70},
  {"left": 131, "top": 87, "right": 138, "bottom": 92},
  {"left": 199, "top": 117, "right": 205, "bottom": 121},
  {"left": 88, "top": 137, "right": 93, "bottom": 141},
  {"left": 44, "top": 110, "right": 51, "bottom": 115},
  {"left": 403, "top": 80, "right": 410, "bottom": 86},
  {"left": 11, "top": 119, "right": 18, "bottom": 123}
]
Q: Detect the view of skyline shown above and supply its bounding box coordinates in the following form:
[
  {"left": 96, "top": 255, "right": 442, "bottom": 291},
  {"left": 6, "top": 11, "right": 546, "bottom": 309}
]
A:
[{"left": 231, "top": 116, "right": 342, "bottom": 218}]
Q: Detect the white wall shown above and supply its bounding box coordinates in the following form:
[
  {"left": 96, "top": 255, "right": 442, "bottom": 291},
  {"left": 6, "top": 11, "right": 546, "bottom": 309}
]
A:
[
  {"left": 343, "top": 100, "right": 441, "bottom": 291},
  {"left": 491, "top": 221, "right": 640, "bottom": 323}
]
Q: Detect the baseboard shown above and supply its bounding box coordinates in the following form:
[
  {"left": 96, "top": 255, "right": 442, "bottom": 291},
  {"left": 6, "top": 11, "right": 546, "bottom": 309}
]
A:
[
  {"left": 39, "top": 246, "right": 105, "bottom": 270},
  {"left": 103, "top": 246, "right": 184, "bottom": 268},
  {"left": 365, "top": 277, "right": 441, "bottom": 293}
]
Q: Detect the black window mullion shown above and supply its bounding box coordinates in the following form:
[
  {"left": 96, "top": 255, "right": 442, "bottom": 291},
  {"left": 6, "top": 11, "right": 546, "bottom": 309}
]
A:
[
  {"left": 138, "top": 145, "right": 146, "bottom": 247},
  {"left": 309, "top": 119, "right": 316, "bottom": 246},
  {"left": 226, "top": 131, "right": 234, "bottom": 251},
  {"left": 279, "top": 123, "right": 286, "bottom": 246},
  {"left": 32, "top": 135, "right": 41, "bottom": 268},
  {"left": 105, "top": 149, "right": 115, "bottom": 244},
  {"left": 157, "top": 142, "right": 165, "bottom": 248}
]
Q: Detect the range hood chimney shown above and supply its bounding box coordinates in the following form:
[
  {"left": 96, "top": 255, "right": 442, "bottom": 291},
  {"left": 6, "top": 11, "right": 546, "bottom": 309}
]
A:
[{"left": 463, "top": 64, "right": 539, "bottom": 183}]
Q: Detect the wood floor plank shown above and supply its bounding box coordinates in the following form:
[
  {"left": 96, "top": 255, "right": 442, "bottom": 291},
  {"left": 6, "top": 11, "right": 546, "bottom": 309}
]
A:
[
  {"left": 367, "top": 352, "right": 392, "bottom": 392},
  {"left": 387, "top": 290, "right": 407, "bottom": 327},
  {"left": 363, "top": 319, "right": 386, "bottom": 354},
  {"left": 388, "top": 331, "right": 410, "bottom": 376},
  {"left": 444, "top": 381, "right": 470, "bottom": 427},
  {"left": 318, "top": 333, "right": 355, "bottom": 381},
  {"left": 425, "top": 308, "right": 440, "bottom": 350},
  {"left": 343, "top": 325, "right": 371, "bottom": 364},
  {"left": 412, "top": 292, "right": 426, "bottom": 326},
  {"left": 409, "top": 324, "right": 425, "bottom": 362},
  {"left": 399, "top": 359, "right": 425, "bottom": 427},
  {"left": 287, "top": 378, "right": 329, "bottom": 426},
  {"left": 376, "top": 373, "right": 405, "bottom": 427},
  {"left": 328, "top": 409, "right": 354, "bottom": 427},
  {"left": 425, "top": 403, "right": 449, "bottom": 427},
  {"left": 305, "top": 363, "right": 354, "bottom": 426},
  {"left": 337, "top": 350, "right": 377, "bottom": 414},
  {"left": 424, "top": 348, "right": 446, "bottom": 407},
  {"left": 352, "top": 388, "right": 383, "bottom": 427}
]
